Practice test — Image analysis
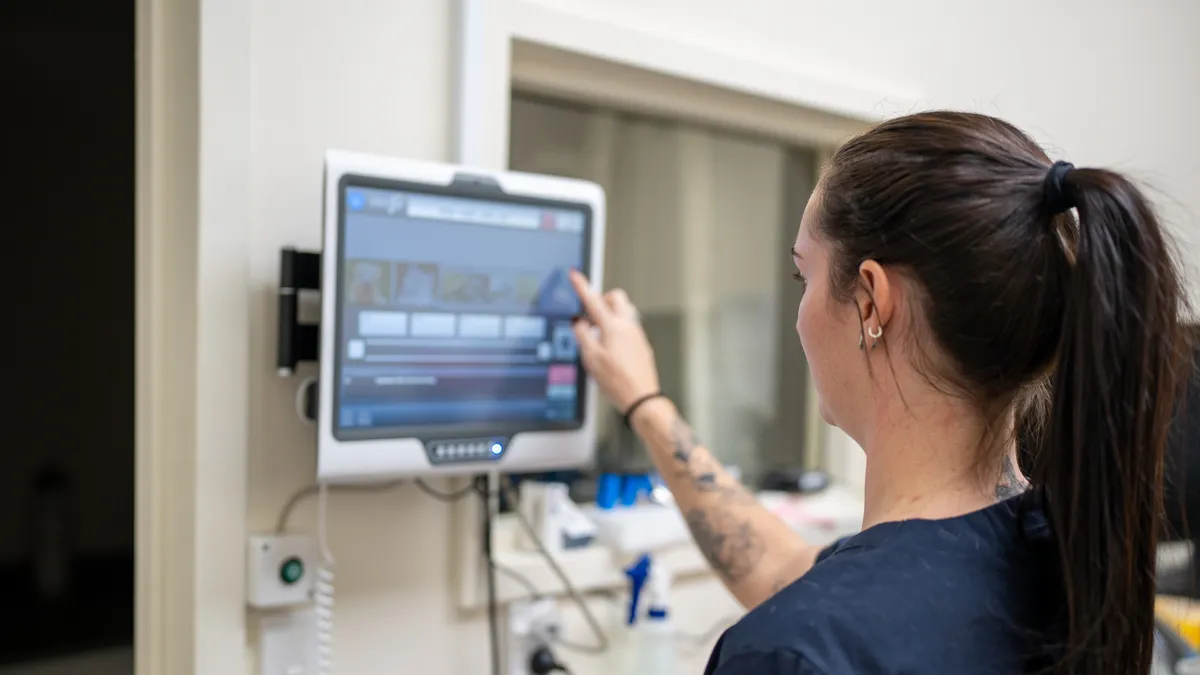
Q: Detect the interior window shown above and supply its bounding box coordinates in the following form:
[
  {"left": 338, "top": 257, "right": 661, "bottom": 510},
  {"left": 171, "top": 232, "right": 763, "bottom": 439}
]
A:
[{"left": 508, "top": 94, "right": 819, "bottom": 492}]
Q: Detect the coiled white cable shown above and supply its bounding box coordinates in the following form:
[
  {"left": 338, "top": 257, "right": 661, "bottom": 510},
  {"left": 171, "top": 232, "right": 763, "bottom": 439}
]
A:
[{"left": 315, "top": 483, "right": 336, "bottom": 675}]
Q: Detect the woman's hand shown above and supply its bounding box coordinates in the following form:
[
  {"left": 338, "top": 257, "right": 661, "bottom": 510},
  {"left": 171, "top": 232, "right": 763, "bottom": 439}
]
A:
[
  {"left": 569, "top": 272, "right": 814, "bottom": 609},
  {"left": 568, "top": 270, "right": 661, "bottom": 412}
]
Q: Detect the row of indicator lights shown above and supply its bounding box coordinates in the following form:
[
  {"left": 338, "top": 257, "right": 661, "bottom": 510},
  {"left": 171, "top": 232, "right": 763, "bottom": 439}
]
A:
[{"left": 434, "top": 442, "right": 505, "bottom": 459}]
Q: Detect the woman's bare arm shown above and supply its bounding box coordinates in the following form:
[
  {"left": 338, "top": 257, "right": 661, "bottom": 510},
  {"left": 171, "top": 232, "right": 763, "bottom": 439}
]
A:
[
  {"left": 631, "top": 396, "right": 820, "bottom": 609},
  {"left": 565, "top": 270, "right": 819, "bottom": 607}
]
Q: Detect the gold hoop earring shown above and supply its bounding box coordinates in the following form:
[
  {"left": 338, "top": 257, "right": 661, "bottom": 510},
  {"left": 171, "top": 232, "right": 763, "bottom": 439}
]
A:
[{"left": 867, "top": 325, "right": 883, "bottom": 350}]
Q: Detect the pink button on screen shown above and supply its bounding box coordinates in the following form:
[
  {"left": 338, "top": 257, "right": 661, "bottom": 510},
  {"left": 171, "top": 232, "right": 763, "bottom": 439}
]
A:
[{"left": 547, "top": 364, "right": 577, "bottom": 385}]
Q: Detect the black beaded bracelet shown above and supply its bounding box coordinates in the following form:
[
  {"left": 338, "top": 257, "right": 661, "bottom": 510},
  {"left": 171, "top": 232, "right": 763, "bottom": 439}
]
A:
[{"left": 622, "top": 392, "right": 668, "bottom": 427}]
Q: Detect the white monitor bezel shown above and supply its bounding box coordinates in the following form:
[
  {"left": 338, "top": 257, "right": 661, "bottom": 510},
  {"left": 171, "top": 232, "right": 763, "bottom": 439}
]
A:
[{"left": 317, "top": 150, "right": 606, "bottom": 483}]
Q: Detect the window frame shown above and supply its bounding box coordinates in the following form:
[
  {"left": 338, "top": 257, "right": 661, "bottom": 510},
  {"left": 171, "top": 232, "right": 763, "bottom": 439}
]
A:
[{"left": 509, "top": 44, "right": 850, "bottom": 479}]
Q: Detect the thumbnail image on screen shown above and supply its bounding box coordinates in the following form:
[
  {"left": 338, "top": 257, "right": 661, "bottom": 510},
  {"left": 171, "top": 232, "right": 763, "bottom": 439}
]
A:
[{"left": 334, "top": 182, "right": 590, "bottom": 437}]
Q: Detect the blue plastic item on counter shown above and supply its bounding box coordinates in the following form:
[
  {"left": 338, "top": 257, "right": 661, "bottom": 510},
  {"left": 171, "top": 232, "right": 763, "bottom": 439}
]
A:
[
  {"left": 624, "top": 554, "right": 652, "bottom": 625},
  {"left": 620, "top": 474, "right": 654, "bottom": 506},
  {"left": 596, "top": 473, "right": 622, "bottom": 509}
]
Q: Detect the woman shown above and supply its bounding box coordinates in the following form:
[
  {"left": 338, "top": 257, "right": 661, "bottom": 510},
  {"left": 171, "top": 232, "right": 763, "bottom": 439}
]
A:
[{"left": 568, "top": 111, "right": 1190, "bottom": 675}]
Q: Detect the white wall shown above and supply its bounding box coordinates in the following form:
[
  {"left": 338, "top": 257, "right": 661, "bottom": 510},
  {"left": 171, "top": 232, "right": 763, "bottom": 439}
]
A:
[
  {"left": 243, "top": 1, "right": 481, "bottom": 673},
  {"left": 224, "top": 1, "right": 1200, "bottom": 674},
  {"left": 534, "top": 0, "right": 1200, "bottom": 286}
]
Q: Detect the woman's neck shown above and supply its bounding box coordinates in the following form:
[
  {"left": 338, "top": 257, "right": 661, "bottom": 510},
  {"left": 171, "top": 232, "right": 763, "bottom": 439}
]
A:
[{"left": 856, "top": 398, "right": 1021, "bottom": 529}]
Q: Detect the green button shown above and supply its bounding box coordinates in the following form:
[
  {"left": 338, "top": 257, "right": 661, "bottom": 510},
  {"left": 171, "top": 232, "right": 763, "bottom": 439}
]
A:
[{"left": 280, "top": 557, "right": 304, "bottom": 585}]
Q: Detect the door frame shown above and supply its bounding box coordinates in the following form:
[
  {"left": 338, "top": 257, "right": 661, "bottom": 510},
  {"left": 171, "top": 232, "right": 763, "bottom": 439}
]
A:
[
  {"left": 135, "top": 0, "right": 199, "bottom": 670},
  {"left": 135, "top": 0, "right": 252, "bottom": 671}
]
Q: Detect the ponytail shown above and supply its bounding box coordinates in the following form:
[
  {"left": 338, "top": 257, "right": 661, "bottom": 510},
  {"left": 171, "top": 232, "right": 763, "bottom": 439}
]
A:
[{"left": 1034, "top": 167, "right": 1188, "bottom": 675}]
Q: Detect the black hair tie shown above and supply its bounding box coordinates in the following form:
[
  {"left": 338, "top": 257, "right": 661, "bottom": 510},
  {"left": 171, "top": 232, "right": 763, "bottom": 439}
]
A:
[{"left": 1043, "top": 160, "right": 1076, "bottom": 214}]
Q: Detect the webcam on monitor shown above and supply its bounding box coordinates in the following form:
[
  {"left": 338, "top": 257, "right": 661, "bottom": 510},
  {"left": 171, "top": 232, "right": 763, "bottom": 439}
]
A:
[{"left": 314, "top": 150, "right": 606, "bottom": 483}]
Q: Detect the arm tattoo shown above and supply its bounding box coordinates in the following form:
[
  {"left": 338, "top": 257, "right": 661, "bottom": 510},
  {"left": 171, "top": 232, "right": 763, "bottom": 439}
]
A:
[
  {"left": 685, "top": 510, "right": 764, "bottom": 583},
  {"left": 671, "top": 418, "right": 698, "bottom": 467},
  {"left": 994, "top": 455, "right": 1027, "bottom": 500},
  {"left": 670, "top": 418, "right": 764, "bottom": 582}
]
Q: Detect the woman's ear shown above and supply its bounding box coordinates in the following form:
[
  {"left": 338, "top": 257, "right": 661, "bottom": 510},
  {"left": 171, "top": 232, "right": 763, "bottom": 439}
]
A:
[{"left": 855, "top": 260, "right": 895, "bottom": 330}]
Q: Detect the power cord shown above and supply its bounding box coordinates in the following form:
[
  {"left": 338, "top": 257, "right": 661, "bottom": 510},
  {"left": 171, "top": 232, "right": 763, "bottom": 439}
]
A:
[
  {"left": 274, "top": 474, "right": 616, "bottom": 675},
  {"left": 500, "top": 477, "right": 609, "bottom": 654},
  {"left": 415, "top": 477, "right": 478, "bottom": 502},
  {"left": 314, "top": 483, "right": 336, "bottom": 675},
  {"left": 529, "top": 645, "right": 573, "bottom": 674},
  {"left": 494, "top": 561, "right": 542, "bottom": 598},
  {"left": 294, "top": 375, "right": 318, "bottom": 425},
  {"left": 478, "top": 476, "right": 501, "bottom": 675},
  {"left": 275, "top": 480, "right": 405, "bottom": 534},
  {"left": 275, "top": 477, "right": 476, "bottom": 533},
  {"left": 276, "top": 476, "right": 495, "bottom": 674}
]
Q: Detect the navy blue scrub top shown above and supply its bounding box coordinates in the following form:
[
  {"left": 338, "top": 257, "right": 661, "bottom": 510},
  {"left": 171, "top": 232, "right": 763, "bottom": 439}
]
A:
[{"left": 703, "top": 495, "right": 1056, "bottom": 675}]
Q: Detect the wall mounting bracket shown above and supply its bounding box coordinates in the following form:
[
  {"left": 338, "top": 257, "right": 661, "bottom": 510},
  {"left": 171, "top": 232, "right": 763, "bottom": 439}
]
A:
[{"left": 276, "top": 247, "right": 321, "bottom": 376}]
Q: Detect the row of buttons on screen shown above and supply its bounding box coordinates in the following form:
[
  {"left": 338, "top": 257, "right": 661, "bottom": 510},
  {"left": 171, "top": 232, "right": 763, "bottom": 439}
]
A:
[{"left": 433, "top": 442, "right": 500, "bottom": 460}]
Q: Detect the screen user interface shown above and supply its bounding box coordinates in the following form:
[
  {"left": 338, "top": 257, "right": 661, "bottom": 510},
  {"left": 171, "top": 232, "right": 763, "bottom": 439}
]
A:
[{"left": 335, "top": 182, "right": 588, "bottom": 436}]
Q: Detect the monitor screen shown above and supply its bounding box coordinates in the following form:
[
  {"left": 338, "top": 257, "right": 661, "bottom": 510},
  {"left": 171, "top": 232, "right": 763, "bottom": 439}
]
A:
[{"left": 332, "top": 176, "right": 591, "bottom": 441}]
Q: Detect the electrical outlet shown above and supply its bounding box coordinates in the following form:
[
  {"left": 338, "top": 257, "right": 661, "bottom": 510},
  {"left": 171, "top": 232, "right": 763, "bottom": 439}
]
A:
[
  {"left": 259, "top": 608, "right": 319, "bottom": 675},
  {"left": 506, "top": 597, "right": 561, "bottom": 675}
]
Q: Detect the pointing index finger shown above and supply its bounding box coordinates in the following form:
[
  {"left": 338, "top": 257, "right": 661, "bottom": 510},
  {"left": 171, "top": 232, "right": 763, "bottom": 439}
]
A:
[{"left": 569, "top": 269, "right": 610, "bottom": 326}]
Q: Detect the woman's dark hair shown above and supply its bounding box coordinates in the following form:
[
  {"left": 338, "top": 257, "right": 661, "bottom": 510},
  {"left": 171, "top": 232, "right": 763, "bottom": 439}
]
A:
[{"left": 818, "top": 111, "right": 1190, "bottom": 675}]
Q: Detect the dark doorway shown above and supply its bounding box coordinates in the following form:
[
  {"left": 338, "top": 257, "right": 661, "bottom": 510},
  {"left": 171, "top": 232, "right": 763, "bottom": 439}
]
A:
[{"left": 0, "top": 0, "right": 135, "bottom": 670}]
